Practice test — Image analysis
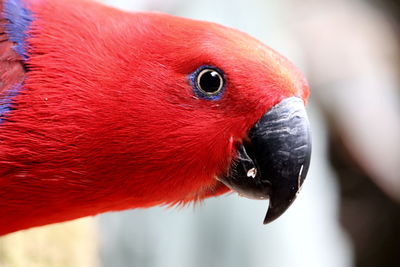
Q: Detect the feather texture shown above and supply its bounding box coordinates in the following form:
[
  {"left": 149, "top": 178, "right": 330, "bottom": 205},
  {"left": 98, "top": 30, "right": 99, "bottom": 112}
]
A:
[{"left": 0, "top": 0, "right": 309, "bottom": 235}]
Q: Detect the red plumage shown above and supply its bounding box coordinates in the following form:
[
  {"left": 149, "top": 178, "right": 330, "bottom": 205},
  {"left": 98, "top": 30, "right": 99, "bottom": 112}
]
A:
[{"left": 0, "top": 0, "right": 309, "bottom": 235}]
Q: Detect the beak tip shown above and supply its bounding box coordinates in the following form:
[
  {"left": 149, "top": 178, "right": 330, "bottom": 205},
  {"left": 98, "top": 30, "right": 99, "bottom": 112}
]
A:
[
  {"left": 262, "top": 194, "right": 297, "bottom": 224},
  {"left": 263, "top": 215, "right": 271, "bottom": 225},
  {"left": 263, "top": 203, "right": 280, "bottom": 224},
  {"left": 263, "top": 209, "right": 283, "bottom": 224}
]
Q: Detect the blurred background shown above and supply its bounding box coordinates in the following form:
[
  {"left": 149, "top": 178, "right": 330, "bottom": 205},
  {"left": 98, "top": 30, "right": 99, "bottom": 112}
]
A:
[{"left": 1, "top": 0, "right": 399, "bottom": 266}]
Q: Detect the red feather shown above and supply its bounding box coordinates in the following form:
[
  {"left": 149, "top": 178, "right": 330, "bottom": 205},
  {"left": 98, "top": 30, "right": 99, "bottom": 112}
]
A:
[{"left": 0, "top": 0, "right": 309, "bottom": 235}]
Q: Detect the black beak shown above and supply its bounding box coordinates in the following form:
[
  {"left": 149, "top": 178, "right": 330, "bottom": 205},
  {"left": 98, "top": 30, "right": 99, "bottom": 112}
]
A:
[{"left": 219, "top": 97, "right": 311, "bottom": 224}]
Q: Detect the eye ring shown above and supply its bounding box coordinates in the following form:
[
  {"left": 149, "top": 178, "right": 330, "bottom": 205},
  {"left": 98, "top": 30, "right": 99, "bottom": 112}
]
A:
[
  {"left": 189, "top": 65, "right": 225, "bottom": 100},
  {"left": 196, "top": 68, "right": 224, "bottom": 95}
]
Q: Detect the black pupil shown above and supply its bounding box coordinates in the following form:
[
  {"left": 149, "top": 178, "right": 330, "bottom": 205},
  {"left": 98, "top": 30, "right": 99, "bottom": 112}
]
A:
[{"left": 199, "top": 70, "right": 222, "bottom": 93}]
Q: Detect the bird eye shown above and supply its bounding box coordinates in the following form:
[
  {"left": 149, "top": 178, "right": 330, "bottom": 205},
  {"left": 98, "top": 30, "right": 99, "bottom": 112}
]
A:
[
  {"left": 197, "top": 69, "right": 224, "bottom": 95},
  {"left": 190, "top": 66, "right": 225, "bottom": 100}
]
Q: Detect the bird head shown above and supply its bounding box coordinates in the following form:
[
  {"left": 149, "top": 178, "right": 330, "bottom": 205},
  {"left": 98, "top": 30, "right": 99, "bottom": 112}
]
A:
[{"left": 99, "top": 13, "right": 312, "bottom": 223}]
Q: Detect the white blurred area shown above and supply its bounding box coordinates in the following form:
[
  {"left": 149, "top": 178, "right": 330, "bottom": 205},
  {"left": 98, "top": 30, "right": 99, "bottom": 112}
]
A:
[{"left": 97, "top": 0, "right": 400, "bottom": 266}]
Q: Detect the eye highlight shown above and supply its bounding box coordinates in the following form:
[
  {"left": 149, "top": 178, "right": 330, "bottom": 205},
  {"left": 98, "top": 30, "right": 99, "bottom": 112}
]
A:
[{"left": 189, "top": 66, "right": 225, "bottom": 100}]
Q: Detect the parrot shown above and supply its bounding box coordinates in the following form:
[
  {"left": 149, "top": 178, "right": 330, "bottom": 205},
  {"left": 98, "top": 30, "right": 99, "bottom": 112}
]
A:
[{"left": 0, "top": 0, "right": 311, "bottom": 236}]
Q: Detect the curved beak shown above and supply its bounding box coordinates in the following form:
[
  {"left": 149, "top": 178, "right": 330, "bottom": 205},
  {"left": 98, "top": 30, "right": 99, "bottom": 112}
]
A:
[{"left": 218, "top": 97, "right": 312, "bottom": 224}]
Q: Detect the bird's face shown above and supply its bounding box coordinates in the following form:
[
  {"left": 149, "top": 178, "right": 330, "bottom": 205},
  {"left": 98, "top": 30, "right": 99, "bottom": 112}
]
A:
[{"left": 118, "top": 13, "right": 311, "bottom": 223}]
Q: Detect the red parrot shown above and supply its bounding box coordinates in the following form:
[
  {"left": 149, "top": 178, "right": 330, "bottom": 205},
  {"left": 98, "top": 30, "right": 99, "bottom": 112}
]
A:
[{"left": 0, "top": 0, "right": 311, "bottom": 235}]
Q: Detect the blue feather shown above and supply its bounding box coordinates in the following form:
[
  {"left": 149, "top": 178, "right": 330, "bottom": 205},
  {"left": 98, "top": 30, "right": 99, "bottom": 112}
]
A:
[
  {"left": 3, "top": 0, "right": 33, "bottom": 60},
  {"left": 0, "top": 0, "right": 33, "bottom": 122},
  {"left": 0, "top": 83, "right": 22, "bottom": 123}
]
